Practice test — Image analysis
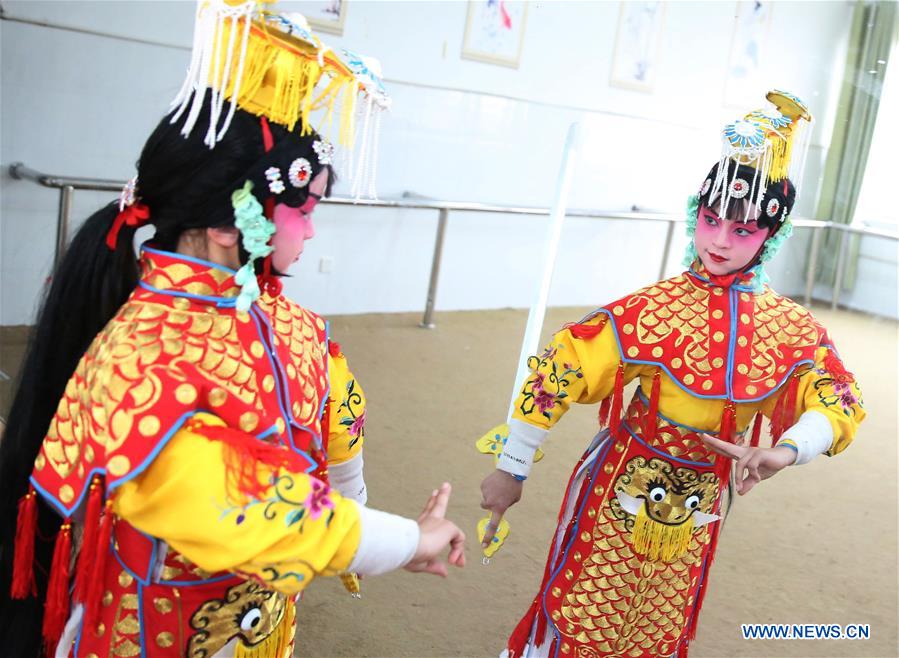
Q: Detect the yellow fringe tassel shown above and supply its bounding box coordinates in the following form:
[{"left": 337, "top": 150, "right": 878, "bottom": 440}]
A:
[
  {"left": 338, "top": 80, "right": 359, "bottom": 147},
  {"left": 631, "top": 507, "right": 694, "bottom": 562},
  {"left": 213, "top": 18, "right": 354, "bottom": 133},
  {"left": 768, "top": 132, "right": 794, "bottom": 183},
  {"left": 234, "top": 599, "right": 296, "bottom": 658}
]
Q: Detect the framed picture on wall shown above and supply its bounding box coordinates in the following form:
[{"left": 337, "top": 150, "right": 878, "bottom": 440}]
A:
[
  {"left": 303, "top": 0, "right": 347, "bottom": 36},
  {"left": 609, "top": 1, "right": 665, "bottom": 92},
  {"left": 461, "top": 0, "right": 529, "bottom": 68},
  {"left": 724, "top": 1, "right": 773, "bottom": 108}
]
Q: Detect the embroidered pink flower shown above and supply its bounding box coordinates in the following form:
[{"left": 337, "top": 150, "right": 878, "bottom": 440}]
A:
[
  {"left": 533, "top": 389, "right": 556, "bottom": 414},
  {"left": 303, "top": 479, "right": 335, "bottom": 521},
  {"left": 349, "top": 410, "right": 366, "bottom": 438},
  {"left": 834, "top": 383, "right": 858, "bottom": 411},
  {"left": 531, "top": 372, "right": 546, "bottom": 392},
  {"left": 541, "top": 346, "right": 558, "bottom": 360}
]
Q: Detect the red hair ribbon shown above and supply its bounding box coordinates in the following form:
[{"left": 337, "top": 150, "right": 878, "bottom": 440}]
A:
[
  {"left": 257, "top": 115, "right": 283, "bottom": 297},
  {"left": 106, "top": 202, "right": 150, "bottom": 250}
]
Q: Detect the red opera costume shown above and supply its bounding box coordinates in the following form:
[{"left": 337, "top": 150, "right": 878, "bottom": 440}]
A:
[
  {"left": 4, "top": 3, "right": 436, "bottom": 656},
  {"left": 23, "top": 247, "right": 371, "bottom": 657},
  {"left": 488, "top": 90, "right": 866, "bottom": 658}
]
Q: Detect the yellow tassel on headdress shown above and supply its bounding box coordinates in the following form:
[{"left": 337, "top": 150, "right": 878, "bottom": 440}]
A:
[
  {"left": 212, "top": 16, "right": 353, "bottom": 133},
  {"left": 757, "top": 89, "right": 813, "bottom": 183},
  {"left": 631, "top": 507, "right": 694, "bottom": 562},
  {"left": 765, "top": 129, "right": 793, "bottom": 182}
]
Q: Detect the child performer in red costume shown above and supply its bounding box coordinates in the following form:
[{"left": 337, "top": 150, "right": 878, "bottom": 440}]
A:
[
  {"left": 0, "top": 4, "right": 464, "bottom": 657},
  {"left": 480, "top": 90, "right": 865, "bottom": 658}
]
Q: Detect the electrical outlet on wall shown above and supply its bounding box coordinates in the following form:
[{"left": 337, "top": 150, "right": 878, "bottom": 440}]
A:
[{"left": 319, "top": 257, "right": 333, "bottom": 274}]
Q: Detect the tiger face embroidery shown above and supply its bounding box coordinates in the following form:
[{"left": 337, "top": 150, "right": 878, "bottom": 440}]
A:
[
  {"left": 611, "top": 456, "right": 720, "bottom": 561},
  {"left": 187, "top": 581, "right": 287, "bottom": 657}
]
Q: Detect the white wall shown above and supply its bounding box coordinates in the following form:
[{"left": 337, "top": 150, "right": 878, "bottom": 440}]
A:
[{"left": 4, "top": 0, "right": 888, "bottom": 327}]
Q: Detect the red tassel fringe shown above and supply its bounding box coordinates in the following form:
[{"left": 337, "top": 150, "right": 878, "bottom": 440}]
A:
[
  {"left": 189, "top": 421, "right": 311, "bottom": 501},
  {"left": 718, "top": 401, "right": 736, "bottom": 445},
  {"left": 823, "top": 350, "right": 854, "bottom": 383},
  {"left": 769, "top": 392, "right": 785, "bottom": 441},
  {"left": 749, "top": 412, "right": 763, "bottom": 448},
  {"left": 568, "top": 315, "right": 607, "bottom": 340},
  {"left": 771, "top": 374, "right": 800, "bottom": 441},
  {"left": 84, "top": 499, "right": 114, "bottom": 628},
  {"left": 11, "top": 487, "right": 38, "bottom": 599},
  {"left": 597, "top": 396, "right": 611, "bottom": 429},
  {"left": 644, "top": 369, "right": 662, "bottom": 442},
  {"left": 42, "top": 520, "right": 72, "bottom": 648},
  {"left": 609, "top": 361, "right": 625, "bottom": 440},
  {"left": 74, "top": 476, "right": 103, "bottom": 603}
]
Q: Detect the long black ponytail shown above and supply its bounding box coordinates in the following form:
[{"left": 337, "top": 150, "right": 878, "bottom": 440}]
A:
[
  {"left": 0, "top": 92, "right": 332, "bottom": 655},
  {"left": 0, "top": 201, "right": 140, "bottom": 655}
]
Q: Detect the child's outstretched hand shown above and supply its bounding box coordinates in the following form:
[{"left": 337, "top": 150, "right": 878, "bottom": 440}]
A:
[
  {"left": 405, "top": 483, "right": 466, "bottom": 576},
  {"left": 701, "top": 434, "right": 796, "bottom": 495}
]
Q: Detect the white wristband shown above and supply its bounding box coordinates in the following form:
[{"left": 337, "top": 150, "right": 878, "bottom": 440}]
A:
[
  {"left": 778, "top": 410, "right": 834, "bottom": 466},
  {"left": 348, "top": 504, "right": 419, "bottom": 576},
  {"left": 328, "top": 451, "right": 367, "bottom": 504},
  {"left": 496, "top": 419, "right": 549, "bottom": 479}
]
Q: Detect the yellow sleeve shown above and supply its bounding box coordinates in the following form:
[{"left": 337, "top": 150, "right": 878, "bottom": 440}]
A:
[
  {"left": 510, "top": 315, "right": 643, "bottom": 431},
  {"left": 114, "top": 413, "right": 361, "bottom": 595},
  {"left": 758, "top": 346, "right": 865, "bottom": 456},
  {"left": 796, "top": 346, "right": 865, "bottom": 456},
  {"left": 326, "top": 350, "right": 366, "bottom": 466}
]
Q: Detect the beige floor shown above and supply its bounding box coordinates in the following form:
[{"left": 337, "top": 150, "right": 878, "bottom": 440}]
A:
[
  {"left": 2, "top": 306, "right": 896, "bottom": 657},
  {"left": 294, "top": 307, "right": 897, "bottom": 658}
]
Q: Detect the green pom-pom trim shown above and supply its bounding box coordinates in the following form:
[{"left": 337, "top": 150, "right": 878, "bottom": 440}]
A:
[
  {"left": 232, "top": 181, "right": 275, "bottom": 312},
  {"left": 681, "top": 194, "right": 699, "bottom": 268}
]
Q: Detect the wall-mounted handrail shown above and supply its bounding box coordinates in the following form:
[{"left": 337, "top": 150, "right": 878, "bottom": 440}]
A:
[{"left": 8, "top": 162, "right": 898, "bottom": 324}]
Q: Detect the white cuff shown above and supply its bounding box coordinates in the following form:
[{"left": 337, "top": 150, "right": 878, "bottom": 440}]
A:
[
  {"left": 347, "top": 504, "right": 419, "bottom": 576},
  {"left": 496, "top": 419, "right": 549, "bottom": 479},
  {"left": 329, "top": 451, "right": 367, "bottom": 504},
  {"left": 778, "top": 410, "right": 834, "bottom": 466}
]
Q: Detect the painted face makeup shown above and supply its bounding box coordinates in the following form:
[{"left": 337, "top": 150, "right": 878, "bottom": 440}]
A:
[
  {"left": 694, "top": 204, "right": 770, "bottom": 276},
  {"left": 270, "top": 169, "right": 328, "bottom": 272}
]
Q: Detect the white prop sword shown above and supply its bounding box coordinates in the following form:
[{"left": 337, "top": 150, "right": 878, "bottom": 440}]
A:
[{"left": 478, "top": 123, "right": 584, "bottom": 562}]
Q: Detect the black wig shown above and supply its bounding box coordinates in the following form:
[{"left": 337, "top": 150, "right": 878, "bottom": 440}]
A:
[{"left": 697, "top": 160, "right": 796, "bottom": 231}]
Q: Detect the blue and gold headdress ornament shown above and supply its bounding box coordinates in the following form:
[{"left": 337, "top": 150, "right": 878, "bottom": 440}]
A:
[
  {"left": 705, "top": 89, "right": 814, "bottom": 224},
  {"left": 685, "top": 90, "right": 814, "bottom": 290}
]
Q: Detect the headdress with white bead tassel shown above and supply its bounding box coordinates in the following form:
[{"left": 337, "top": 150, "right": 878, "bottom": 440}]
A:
[
  {"left": 169, "top": 0, "right": 392, "bottom": 311},
  {"left": 169, "top": 0, "right": 391, "bottom": 197},
  {"left": 707, "top": 89, "right": 813, "bottom": 224}
]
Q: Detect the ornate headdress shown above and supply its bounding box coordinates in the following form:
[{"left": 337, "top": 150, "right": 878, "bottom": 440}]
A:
[
  {"left": 701, "top": 89, "right": 813, "bottom": 225},
  {"left": 685, "top": 90, "right": 814, "bottom": 290},
  {"left": 170, "top": 1, "right": 389, "bottom": 182},
  {"left": 167, "top": 0, "right": 391, "bottom": 310}
]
